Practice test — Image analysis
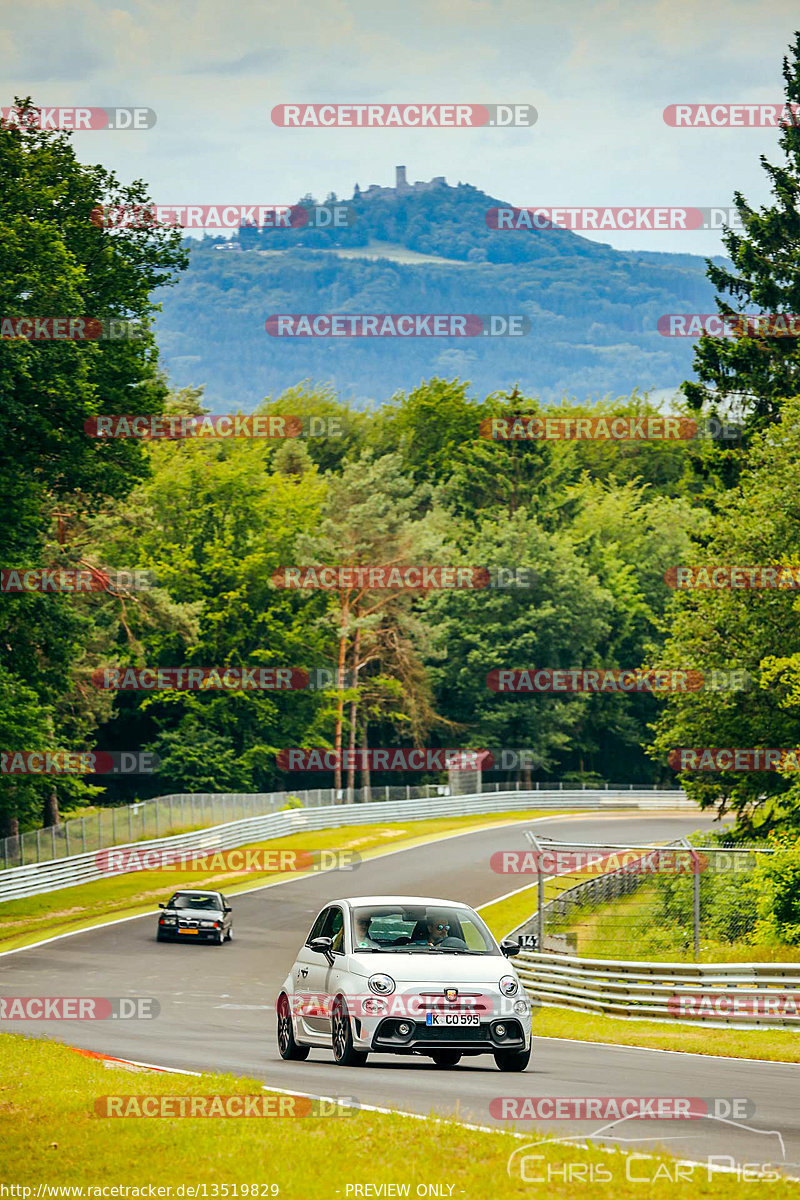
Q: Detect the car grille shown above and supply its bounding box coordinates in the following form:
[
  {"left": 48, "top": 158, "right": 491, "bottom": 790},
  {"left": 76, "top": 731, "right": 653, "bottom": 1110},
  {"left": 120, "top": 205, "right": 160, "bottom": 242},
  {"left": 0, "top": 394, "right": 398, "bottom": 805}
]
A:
[
  {"left": 412, "top": 1023, "right": 490, "bottom": 1042},
  {"left": 416, "top": 992, "right": 490, "bottom": 1014}
]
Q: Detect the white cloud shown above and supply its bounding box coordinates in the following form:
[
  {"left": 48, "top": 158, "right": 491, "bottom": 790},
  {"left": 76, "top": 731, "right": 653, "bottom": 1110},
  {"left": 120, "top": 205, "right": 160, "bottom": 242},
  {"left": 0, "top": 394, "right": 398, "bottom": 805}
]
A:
[{"left": 1, "top": 0, "right": 797, "bottom": 253}]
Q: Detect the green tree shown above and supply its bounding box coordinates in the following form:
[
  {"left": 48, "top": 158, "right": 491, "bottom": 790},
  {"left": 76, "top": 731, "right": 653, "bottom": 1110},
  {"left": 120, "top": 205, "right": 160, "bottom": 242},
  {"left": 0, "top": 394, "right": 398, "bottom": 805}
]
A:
[
  {"left": 424, "top": 509, "right": 613, "bottom": 782},
  {"left": 650, "top": 396, "right": 800, "bottom": 832},
  {"left": 0, "top": 101, "right": 186, "bottom": 832},
  {"left": 90, "top": 429, "right": 331, "bottom": 795},
  {"left": 683, "top": 34, "right": 800, "bottom": 435},
  {"left": 298, "top": 452, "right": 434, "bottom": 793}
]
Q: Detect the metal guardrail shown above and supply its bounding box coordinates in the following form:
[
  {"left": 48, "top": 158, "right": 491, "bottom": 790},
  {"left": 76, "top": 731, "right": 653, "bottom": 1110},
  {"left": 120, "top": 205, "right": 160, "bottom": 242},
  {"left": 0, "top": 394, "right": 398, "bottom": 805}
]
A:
[
  {"left": 513, "top": 950, "right": 800, "bottom": 1029},
  {"left": 0, "top": 788, "right": 692, "bottom": 903},
  {"left": 0, "top": 780, "right": 683, "bottom": 869}
]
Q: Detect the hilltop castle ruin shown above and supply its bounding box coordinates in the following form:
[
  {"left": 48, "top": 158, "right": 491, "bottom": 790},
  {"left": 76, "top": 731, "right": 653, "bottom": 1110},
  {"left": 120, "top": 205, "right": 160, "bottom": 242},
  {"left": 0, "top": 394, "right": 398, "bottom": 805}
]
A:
[{"left": 357, "top": 166, "right": 447, "bottom": 197}]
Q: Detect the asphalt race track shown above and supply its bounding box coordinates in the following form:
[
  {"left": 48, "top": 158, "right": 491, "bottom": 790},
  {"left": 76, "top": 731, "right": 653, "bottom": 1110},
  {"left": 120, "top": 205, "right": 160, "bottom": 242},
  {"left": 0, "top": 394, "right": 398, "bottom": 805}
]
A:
[{"left": 3, "top": 813, "right": 800, "bottom": 1176}]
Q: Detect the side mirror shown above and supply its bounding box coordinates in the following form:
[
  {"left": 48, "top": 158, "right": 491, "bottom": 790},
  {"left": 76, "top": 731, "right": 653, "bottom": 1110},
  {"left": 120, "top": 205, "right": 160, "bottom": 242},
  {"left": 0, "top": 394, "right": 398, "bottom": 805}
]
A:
[
  {"left": 500, "top": 938, "right": 521, "bottom": 958},
  {"left": 224, "top": 906, "right": 232, "bottom": 913},
  {"left": 158, "top": 903, "right": 165, "bottom": 909},
  {"left": 309, "top": 935, "right": 334, "bottom": 964}
]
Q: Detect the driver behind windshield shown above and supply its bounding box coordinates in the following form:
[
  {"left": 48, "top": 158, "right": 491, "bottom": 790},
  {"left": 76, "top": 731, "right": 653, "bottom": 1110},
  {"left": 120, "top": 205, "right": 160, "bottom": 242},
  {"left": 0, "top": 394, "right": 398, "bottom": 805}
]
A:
[
  {"left": 423, "top": 915, "right": 450, "bottom": 946},
  {"left": 412, "top": 909, "right": 460, "bottom": 948}
]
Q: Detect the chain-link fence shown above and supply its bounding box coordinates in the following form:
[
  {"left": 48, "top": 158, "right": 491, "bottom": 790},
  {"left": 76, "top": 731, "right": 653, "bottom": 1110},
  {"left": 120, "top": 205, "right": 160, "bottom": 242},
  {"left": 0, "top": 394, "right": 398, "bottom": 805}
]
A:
[
  {"left": 510, "top": 836, "right": 777, "bottom": 962},
  {"left": 1, "top": 780, "right": 682, "bottom": 870}
]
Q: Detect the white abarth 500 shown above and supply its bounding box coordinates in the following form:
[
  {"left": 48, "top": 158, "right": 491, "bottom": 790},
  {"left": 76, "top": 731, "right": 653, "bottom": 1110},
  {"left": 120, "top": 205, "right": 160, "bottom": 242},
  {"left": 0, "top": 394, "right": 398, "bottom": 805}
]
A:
[{"left": 277, "top": 895, "right": 532, "bottom": 1071}]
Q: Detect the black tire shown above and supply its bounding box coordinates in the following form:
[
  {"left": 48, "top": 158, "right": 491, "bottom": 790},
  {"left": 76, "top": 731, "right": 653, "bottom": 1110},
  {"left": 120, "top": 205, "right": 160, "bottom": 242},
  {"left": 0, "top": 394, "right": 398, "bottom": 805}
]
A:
[
  {"left": 277, "top": 994, "right": 310, "bottom": 1061},
  {"left": 493, "top": 1045, "right": 531, "bottom": 1072},
  {"left": 331, "top": 996, "right": 368, "bottom": 1067},
  {"left": 226, "top": 926, "right": 233, "bottom": 942},
  {"left": 430, "top": 1050, "right": 462, "bottom": 1068},
  {"left": 156, "top": 930, "right": 168, "bottom": 942}
]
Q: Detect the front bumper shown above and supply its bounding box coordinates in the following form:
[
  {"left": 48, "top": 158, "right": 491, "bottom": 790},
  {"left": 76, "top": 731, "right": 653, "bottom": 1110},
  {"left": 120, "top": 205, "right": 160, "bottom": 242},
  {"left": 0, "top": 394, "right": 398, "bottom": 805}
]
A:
[
  {"left": 369, "top": 1016, "right": 526, "bottom": 1053},
  {"left": 344, "top": 984, "right": 532, "bottom": 1053},
  {"left": 158, "top": 923, "right": 221, "bottom": 941}
]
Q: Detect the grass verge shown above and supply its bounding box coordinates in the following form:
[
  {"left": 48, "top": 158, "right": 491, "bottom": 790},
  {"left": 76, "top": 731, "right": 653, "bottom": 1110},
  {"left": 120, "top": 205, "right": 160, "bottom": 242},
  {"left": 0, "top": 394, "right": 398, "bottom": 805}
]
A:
[
  {"left": 0, "top": 809, "right": 563, "bottom": 953},
  {"left": 2, "top": 1033, "right": 794, "bottom": 1196}
]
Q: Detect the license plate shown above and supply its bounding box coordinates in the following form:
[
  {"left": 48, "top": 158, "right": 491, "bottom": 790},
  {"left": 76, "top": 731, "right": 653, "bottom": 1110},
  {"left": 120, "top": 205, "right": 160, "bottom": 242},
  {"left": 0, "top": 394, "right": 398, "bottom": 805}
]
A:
[
  {"left": 425, "top": 1012, "right": 480, "bottom": 1026},
  {"left": 178, "top": 928, "right": 199, "bottom": 935}
]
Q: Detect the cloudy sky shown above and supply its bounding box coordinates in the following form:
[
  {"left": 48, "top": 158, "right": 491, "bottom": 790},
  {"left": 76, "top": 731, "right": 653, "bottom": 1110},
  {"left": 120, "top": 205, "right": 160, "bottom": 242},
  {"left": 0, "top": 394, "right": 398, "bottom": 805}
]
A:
[{"left": 3, "top": 0, "right": 799, "bottom": 254}]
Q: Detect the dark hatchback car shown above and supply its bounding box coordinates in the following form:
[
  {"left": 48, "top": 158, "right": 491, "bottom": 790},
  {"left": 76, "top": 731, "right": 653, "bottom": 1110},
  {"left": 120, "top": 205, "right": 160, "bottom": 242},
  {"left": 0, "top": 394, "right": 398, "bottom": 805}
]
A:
[{"left": 157, "top": 889, "right": 233, "bottom": 945}]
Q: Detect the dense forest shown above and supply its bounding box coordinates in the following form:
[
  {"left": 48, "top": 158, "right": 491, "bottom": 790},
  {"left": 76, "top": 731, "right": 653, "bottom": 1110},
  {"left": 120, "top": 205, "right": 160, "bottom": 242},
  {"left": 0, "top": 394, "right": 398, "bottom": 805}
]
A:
[{"left": 2, "top": 32, "right": 800, "bottom": 843}]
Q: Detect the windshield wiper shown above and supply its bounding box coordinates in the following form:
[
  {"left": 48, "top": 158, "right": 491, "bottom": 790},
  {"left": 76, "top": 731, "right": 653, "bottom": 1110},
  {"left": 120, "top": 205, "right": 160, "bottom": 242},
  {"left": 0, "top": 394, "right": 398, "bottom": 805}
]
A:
[
  {"left": 383, "top": 946, "right": 484, "bottom": 954},
  {"left": 433, "top": 949, "right": 483, "bottom": 955}
]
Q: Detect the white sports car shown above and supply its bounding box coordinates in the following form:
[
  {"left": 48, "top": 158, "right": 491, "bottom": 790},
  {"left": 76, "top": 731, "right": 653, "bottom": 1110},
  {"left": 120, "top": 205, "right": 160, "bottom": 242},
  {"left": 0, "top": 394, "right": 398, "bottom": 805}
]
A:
[{"left": 277, "top": 895, "right": 532, "bottom": 1071}]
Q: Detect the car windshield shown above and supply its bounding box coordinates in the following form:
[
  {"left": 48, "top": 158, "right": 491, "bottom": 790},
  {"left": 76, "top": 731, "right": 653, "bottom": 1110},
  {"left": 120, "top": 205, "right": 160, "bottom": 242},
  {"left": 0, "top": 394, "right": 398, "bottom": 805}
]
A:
[
  {"left": 350, "top": 905, "right": 499, "bottom": 954},
  {"left": 170, "top": 894, "right": 222, "bottom": 911}
]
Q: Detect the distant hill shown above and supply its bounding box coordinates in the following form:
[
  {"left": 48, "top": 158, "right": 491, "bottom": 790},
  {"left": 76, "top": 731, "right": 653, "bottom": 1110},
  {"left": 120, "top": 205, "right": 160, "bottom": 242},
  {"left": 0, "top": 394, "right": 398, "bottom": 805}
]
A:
[{"left": 153, "top": 173, "right": 722, "bottom": 408}]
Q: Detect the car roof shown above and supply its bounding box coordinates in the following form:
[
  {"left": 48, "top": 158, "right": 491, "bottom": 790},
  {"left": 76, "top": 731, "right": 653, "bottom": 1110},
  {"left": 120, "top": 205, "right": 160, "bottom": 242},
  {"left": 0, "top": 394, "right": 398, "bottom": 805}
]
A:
[
  {"left": 328, "top": 896, "right": 474, "bottom": 909},
  {"left": 168, "top": 889, "right": 223, "bottom": 897}
]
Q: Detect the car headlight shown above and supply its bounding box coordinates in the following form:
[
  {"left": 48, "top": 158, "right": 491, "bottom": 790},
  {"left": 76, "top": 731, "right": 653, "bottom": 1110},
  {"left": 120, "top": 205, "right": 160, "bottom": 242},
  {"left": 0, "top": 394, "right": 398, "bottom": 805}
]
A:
[
  {"left": 514, "top": 998, "right": 529, "bottom": 1015},
  {"left": 368, "top": 973, "right": 395, "bottom": 995},
  {"left": 160, "top": 916, "right": 176, "bottom": 924},
  {"left": 499, "top": 975, "right": 518, "bottom": 996}
]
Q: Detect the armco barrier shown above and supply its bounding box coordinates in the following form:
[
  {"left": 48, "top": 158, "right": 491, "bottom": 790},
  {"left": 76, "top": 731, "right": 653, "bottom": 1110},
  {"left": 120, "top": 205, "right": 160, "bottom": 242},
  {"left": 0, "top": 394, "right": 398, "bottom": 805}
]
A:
[
  {"left": 0, "top": 789, "right": 692, "bottom": 903},
  {"left": 513, "top": 950, "right": 800, "bottom": 1029},
  {"left": 1, "top": 780, "right": 679, "bottom": 869}
]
